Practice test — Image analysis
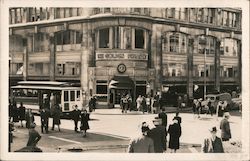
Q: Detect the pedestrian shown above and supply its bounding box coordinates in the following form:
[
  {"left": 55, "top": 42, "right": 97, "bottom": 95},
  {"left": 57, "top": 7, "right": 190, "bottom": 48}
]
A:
[
  {"left": 141, "top": 96, "right": 147, "bottom": 113},
  {"left": 92, "top": 96, "right": 97, "bottom": 111},
  {"left": 193, "top": 99, "right": 197, "bottom": 118},
  {"left": 128, "top": 122, "right": 154, "bottom": 153},
  {"left": 128, "top": 95, "right": 133, "bottom": 111},
  {"left": 80, "top": 109, "right": 90, "bottom": 137},
  {"left": 70, "top": 105, "right": 81, "bottom": 132},
  {"left": 173, "top": 112, "right": 182, "bottom": 125},
  {"left": 158, "top": 108, "right": 167, "bottom": 128},
  {"left": 88, "top": 97, "right": 94, "bottom": 112},
  {"left": 136, "top": 95, "right": 142, "bottom": 111},
  {"left": 177, "top": 96, "right": 182, "bottom": 112},
  {"left": 18, "top": 102, "right": 26, "bottom": 127},
  {"left": 26, "top": 123, "right": 42, "bottom": 151},
  {"left": 51, "top": 104, "right": 61, "bottom": 132},
  {"left": 12, "top": 102, "right": 19, "bottom": 123},
  {"left": 148, "top": 118, "right": 167, "bottom": 153},
  {"left": 40, "top": 108, "right": 50, "bottom": 133},
  {"left": 146, "top": 95, "right": 151, "bottom": 113},
  {"left": 202, "top": 126, "right": 224, "bottom": 153},
  {"left": 168, "top": 119, "right": 182, "bottom": 153},
  {"left": 9, "top": 121, "right": 14, "bottom": 152},
  {"left": 197, "top": 98, "right": 202, "bottom": 118},
  {"left": 152, "top": 94, "right": 160, "bottom": 114},
  {"left": 25, "top": 109, "right": 34, "bottom": 128},
  {"left": 220, "top": 112, "right": 231, "bottom": 141},
  {"left": 121, "top": 94, "right": 128, "bottom": 113},
  {"left": 9, "top": 99, "right": 13, "bottom": 122}
]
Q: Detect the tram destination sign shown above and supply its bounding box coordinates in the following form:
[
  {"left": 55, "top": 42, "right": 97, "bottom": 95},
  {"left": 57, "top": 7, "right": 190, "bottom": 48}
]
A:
[{"left": 96, "top": 53, "right": 148, "bottom": 61}]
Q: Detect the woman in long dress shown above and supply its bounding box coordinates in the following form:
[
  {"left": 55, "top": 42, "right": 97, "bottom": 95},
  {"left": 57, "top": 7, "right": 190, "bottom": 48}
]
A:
[
  {"left": 80, "top": 109, "right": 90, "bottom": 137},
  {"left": 168, "top": 119, "right": 182, "bottom": 153}
]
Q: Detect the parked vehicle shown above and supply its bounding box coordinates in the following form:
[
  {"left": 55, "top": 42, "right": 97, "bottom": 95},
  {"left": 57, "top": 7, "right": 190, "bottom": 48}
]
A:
[
  {"left": 205, "top": 93, "right": 232, "bottom": 111},
  {"left": 231, "top": 94, "right": 242, "bottom": 110}
]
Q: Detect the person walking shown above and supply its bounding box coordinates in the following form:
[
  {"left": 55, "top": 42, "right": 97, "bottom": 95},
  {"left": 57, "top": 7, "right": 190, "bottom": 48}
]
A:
[
  {"left": 128, "top": 95, "right": 133, "bottom": 111},
  {"left": 168, "top": 118, "right": 182, "bottom": 153},
  {"left": 207, "top": 99, "right": 214, "bottom": 116},
  {"left": 88, "top": 97, "right": 94, "bottom": 112},
  {"left": 128, "top": 122, "right": 154, "bottom": 153},
  {"left": 136, "top": 95, "right": 142, "bottom": 111},
  {"left": 121, "top": 94, "right": 128, "bottom": 113},
  {"left": 141, "top": 96, "right": 147, "bottom": 114},
  {"left": 192, "top": 99, "right": 197, "bottom": 118},
  {"left": 158, "top": 108, "right": 167, "bottom": 128},
  {"left": 92, "top": 96, "right": 97, "bottom": 111},
  {"left": 80, "top": 109, "right": 90, "bottom": 137},
  {"left": 152, "top": 94, "right": 160, "bottom": 114},
  {"left": 177, "top": 96, "right": 182, "bottom": 112},
  {"left": 202, "top": 126, "right": 224, "bottom": 153},
  {"left": 25, "top": 109, "right": 34, "bottom": 129},
  {"left": 40, "top": 108, "right": 50, "bottom": 133},
  {"left": 146, "top": 95, "right": 151, "bottom": 113},
  {"left": 220, "top": 112, "right": 231, "bottom": 141},
  {"left": 173, "top": 112, "right": 182, "bottom": 125},
  {"left": 148, "top": 118, "right": 167, "bottom": 153},
  {"left": 12, "top": 102, "right": 19, "bottom": 123},
  {"left": 70, "top": 105, "right": 81, "bottom": 132},
  {"left": 51, "top": 104, "right": 61, "bottom": 132},
  {"left": 18, "top": 102, "right": 26, "bottom": 127},
  {"left": 26, "top": 123, "right": 42, "bottom": 151}
]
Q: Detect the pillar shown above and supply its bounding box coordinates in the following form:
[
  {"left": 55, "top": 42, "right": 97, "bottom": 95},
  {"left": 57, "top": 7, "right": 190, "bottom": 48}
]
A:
[
  {"left": 22, "top": 38, "right": 28, "bottom": 81},
  {"left": 49, "top": 33, "right": 56, "bottom": 81},
  {"left": 187, "top": 38, "right": 194, "bottom": 99},
  {"left": 238, "top": 40, "right": 242, "bottom": 91},
  {"left": 215, "top": 39, "right": 221, "bottom": 92},
  {"left": 81, "top": 23, "right": 91, "bottom": 106}
]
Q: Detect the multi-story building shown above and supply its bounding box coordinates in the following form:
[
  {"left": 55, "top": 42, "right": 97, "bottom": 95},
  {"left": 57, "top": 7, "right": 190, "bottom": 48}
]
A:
[{"left": 9, "top": 7, "right": 242, "bottom": 107}]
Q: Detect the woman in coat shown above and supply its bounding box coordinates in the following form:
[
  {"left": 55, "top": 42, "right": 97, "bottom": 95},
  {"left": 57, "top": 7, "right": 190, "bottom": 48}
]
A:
[
  {"left": 18, "top": 102, "right": 26, "bottom": 127},
  {"left": 51, "top": 104, "right": 61, "bottom": 132},
  {"left": 168, "top": 119, "right": 182, "bottom": 153},
  {"left": 25, "top": 109, "right": 34, "bottom": 128},
  {"left": 80, "top": 109, "right": 90, "bottom": 137}
]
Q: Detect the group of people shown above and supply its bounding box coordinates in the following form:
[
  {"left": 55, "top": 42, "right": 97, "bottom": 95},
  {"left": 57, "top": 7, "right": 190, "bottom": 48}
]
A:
[
  {"left": 202, "top": 112, "right": 232, "bottom": 153},
  {"left": 120, "top": 94, "right": 133, "bottom": 113},
  {"left": 135, "top": 94, "right": 161, "bottom": 114},
  {"left": 128, "top": 109, "right": 182, "bottom": 153}
]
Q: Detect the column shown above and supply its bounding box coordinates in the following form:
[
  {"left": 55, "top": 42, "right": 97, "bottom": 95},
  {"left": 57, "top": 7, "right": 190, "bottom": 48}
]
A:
[
  {"left": 81, "top": 23, "right": 91, "bottom": 106},
  {"left": 215, "top": 39, "right": 221, "bottom": 92},
  {"left": 237, "top": 40, "right": 242, "bottom": 90},
  {"left": 22, "top": 38, "right": 28, "bottom": 81},
  {"left": 187, "top": 38, "right": 194, "bottom": 100},
  {"left": 49, "top": 33, "right": 56, "bottom": 81}
]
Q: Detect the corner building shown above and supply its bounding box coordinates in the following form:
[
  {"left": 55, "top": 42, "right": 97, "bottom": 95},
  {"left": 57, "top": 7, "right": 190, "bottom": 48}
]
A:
[{"left": 9, "top": 8, "right": 242, "bottom": 108}]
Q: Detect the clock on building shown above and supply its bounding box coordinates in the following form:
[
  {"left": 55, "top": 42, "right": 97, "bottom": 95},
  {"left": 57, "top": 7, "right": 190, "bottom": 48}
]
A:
[{"left": 117, "top": 63, "right": 126, "bottom": 73}]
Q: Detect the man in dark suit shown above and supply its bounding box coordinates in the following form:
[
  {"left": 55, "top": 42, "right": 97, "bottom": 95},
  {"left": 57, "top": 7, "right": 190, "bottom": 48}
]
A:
[
  {"left": 70, "top": 105, "right": 81, "bottom": 132},
  {"left": 158, "top": 108, "right": 167, "bottom": 128},
  {"left": 148, "top": 118, "right": 167, "bottom": 153},
  {"left": 220, "top": 112, "right": 231, "bottom": 141},
  {"left": 40, "top": 108, "right": 50, "bottom": 133}
]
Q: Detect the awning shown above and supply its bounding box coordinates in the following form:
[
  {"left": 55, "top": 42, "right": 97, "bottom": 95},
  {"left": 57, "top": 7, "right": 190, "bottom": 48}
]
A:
[{"left": 108, "top": 76, "right": 134, "bottom": 89}]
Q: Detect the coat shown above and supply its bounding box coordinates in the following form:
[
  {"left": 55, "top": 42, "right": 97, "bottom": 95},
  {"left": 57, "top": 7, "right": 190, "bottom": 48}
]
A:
[
  {"left": 70, "top": 109, "right": 81, "bottom": 121},
  {"left": 148, "top": 125, "right": 167, "bottom": 153},
  {"left": 220, "top": 118, "right": 231, "bottom": 140},
  {"left": 168, "top": 123, "right": 181, "bottom": 149},
  {"left": 12, "top": 105, "right": 19, "bottom": 122},
  {"left": 26, "top": 128, "right": 41, "bottom": 147},
  {"left": 25, "top": 112, "right": 34, "bottom": 128},
  {"left": 80, "top": 113, "right": 90, "bottom": 130},
  {"left": 158, "top": 112, "right": 167, "bottom": 127},
  {"left": 52, "top": 106, "right": 61, "bottom": 125},
  {"left": 128, "top": 135, "right": 154, "bottom": 153},
  {"left": 18, "top": 106, "right": 26, "bottom": 120},
  {"left": 202, "top": 136, "right": 224, "bottom": 153}
]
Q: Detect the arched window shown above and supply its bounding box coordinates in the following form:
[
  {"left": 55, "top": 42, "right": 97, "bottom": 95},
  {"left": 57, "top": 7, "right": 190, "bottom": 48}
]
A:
[
  {"left": 162, "top": 32, "right": 187, "bottom": 53},
  {"left": 220, "top": 38, "right": 239, "bottom": 56},
  {"left": 197, "top": 35, "right": 216, "bottom": 55}
]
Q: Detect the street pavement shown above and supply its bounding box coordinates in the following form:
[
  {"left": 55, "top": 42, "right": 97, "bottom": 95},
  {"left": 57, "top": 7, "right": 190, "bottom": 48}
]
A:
[{"left": 10, "top": 108, "right": 241, "bottom": 153}]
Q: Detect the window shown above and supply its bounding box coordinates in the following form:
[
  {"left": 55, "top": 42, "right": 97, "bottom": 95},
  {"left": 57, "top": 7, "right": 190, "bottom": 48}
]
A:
[
  {"left": 28, "top": 63, "right": 49, "bottom": 76},
  {"left": 197, "top": 8, "right": 203, "bottom": 22},
  {"left": 64, "top": 91, "right": 69, "bottom": 101},
  {"left": 56, "top": 62, "right": 80, "bottom": 76},
  {"left": 162, "top": 32, "right": 187, "bottom": 53},
  {"left": 104, "top": 8, "right": 111, "bottom": 13},
  {"left": 170, "top": 34, "right": 179, "bottom": 52},
  {"left": 166, "top": 63, "right": 186, "bottom": 77},
  {"left": 56, "top": 30, "right": 82, "bottom": 47},
  {"left": 190, "top": 8, "right": 197, "bottom": 22},
  {"left": 221, "top": 38, "right": 238, "bottom": 56},
  {"left": 135, "top": 29, "right": 144, "bottom": 49},
  {"left": 99, "top": 28, "right": 110, "bottom": 48},
  {"left": 70, "top": 91, "right": 75, "bottom": 101},
  {"left": 198, "top": 36, "right": 216, "bottom": 55}
]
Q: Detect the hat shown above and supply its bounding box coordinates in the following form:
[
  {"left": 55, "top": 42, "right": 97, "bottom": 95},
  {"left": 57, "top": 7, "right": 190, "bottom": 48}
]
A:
[
  {"left": 224, "top": 112, "right": 230, "bottom": 117},
  {"left": 141, "top": 126, "right": 150, "bottom": 133},
  {"left": 209, "top": 126, "right": 217, "bottom": 132},
  {"left": 153, "top": 118, "right": 162, "bottom": 126},
  {"left": 30, "top": 123, "right": 36, "bottom": 128}
]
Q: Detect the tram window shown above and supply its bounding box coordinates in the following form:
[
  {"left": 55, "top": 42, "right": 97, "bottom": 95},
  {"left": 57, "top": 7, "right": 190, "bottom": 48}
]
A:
[
  {"left": 76, "top": 90, "right": 80, "bottom": 101},
  {"left": 64, "top": 103, "right": 69, "bottom": 111},
  {"left": 64, "top": 91, "right": 69, "bottom": 101},
  {"left": 70, "top": 91, "right": 75, "bottom": 101}
]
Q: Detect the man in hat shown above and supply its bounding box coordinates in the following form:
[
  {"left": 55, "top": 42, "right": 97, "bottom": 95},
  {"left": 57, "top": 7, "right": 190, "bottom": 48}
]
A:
[
  {"left": 202, "top": 126, "right": 224, "bottom": 153},
  {"left": 70, "top": 105, "right": 81, "bottom": 132},
  {"left": 26, "top": 123, "right": 41, "bottom": 147},
  {"left": 148, "top": 118, "right": 167, "bottom": 153},
  {"left": 128, "top": 122, "right": 154, "bottom": 153},
  {"left": 220, "top": 112, "right": 231, "bottom": 141}
]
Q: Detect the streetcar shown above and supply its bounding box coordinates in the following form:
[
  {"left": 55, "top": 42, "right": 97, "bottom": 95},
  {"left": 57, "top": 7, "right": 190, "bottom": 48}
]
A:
[{"left": 10, "top": 81, "right": 86, "bottom": 116}]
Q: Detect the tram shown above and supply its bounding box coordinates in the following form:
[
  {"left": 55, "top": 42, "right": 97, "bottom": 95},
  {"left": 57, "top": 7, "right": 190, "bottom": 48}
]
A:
[{"left": 10, "top": 81, "right": 86, "bottom": 116}]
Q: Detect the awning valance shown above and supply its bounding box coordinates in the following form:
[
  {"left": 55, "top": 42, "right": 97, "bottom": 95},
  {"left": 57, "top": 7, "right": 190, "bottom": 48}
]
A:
[{"left": 109, "top": 76, "right": 134, "bottom": 89}]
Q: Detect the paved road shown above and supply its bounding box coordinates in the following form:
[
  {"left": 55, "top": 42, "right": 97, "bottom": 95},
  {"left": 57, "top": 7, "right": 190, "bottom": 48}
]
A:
[{"left": 10, "top": 109, "right": 241, "bottom": 153}]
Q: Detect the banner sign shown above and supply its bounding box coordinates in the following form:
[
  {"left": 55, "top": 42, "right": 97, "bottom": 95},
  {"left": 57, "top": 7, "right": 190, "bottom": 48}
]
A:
[{"left": 96, "top": 53, "right": 148, "bottom": 61}]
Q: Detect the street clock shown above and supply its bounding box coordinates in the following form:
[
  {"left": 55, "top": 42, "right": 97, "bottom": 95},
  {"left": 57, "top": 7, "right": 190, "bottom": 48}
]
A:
[{"left": 117, "top": 63, "right": 126, "bottom": 73}]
